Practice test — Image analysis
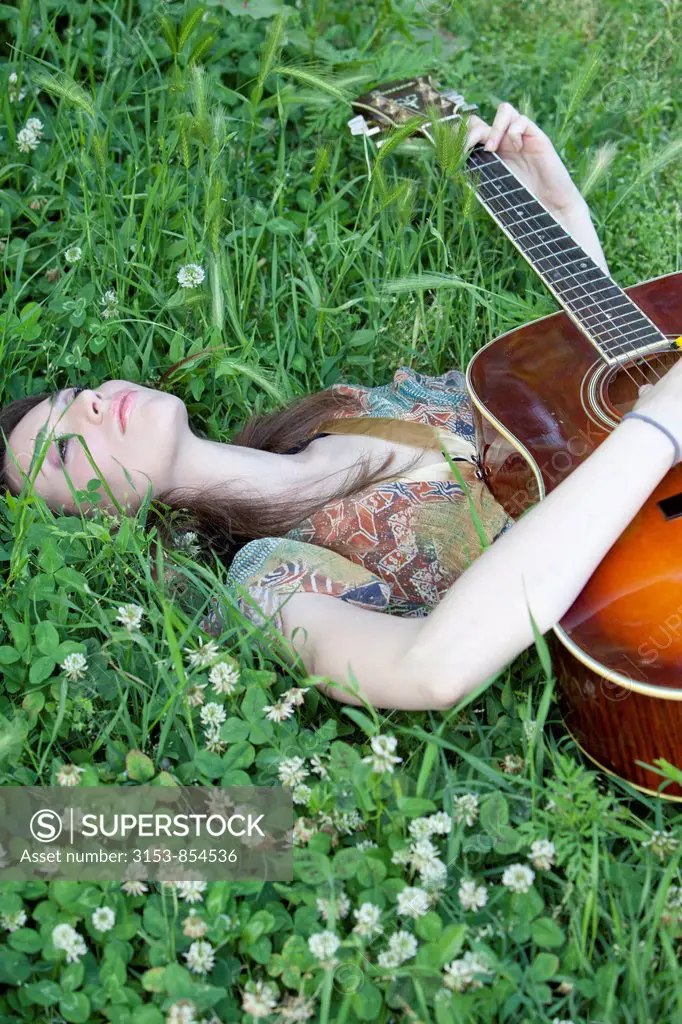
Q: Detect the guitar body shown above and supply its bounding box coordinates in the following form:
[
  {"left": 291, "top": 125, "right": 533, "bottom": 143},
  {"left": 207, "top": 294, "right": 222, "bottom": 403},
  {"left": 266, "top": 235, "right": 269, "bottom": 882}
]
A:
[
  {"left": 467, "top": 270, "right": 682, "bottom": 799},
  {"left": 348, "top": 74, "right": 682, "bottom": 798}
]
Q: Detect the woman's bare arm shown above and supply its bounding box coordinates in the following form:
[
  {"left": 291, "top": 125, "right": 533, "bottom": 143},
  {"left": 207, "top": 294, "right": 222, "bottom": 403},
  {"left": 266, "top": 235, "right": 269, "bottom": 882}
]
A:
[
  {"left": 279, "top": 413, "right": 674, "bottom": 711},
  {"left": 466, "top": 102, "right": 609, "bottom": 272}
]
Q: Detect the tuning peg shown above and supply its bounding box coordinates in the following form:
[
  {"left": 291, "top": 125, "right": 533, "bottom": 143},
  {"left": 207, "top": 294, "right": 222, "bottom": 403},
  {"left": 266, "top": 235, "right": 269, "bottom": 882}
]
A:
[
  {"left": 347, "top": 114, "right": 382, "bottom": 137},
  {"left": 441, "top": 90, "right": 478, "bottom": 113}
]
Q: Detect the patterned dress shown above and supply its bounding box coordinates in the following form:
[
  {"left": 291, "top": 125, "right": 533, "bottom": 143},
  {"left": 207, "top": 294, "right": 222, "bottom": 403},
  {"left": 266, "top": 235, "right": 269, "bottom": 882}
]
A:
[{"left": 179, "top": 365, "right": 514, "bottom": 651}]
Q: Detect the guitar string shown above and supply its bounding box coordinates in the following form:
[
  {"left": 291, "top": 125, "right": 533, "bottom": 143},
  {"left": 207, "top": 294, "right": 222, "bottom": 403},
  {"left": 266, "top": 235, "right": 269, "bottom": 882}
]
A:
[
  {"left": 470, "top": 162, "right": 666, "bottom": 402},
  {"left": 369, "top": 97, "right": 670, "bottom": 401},
  {"left": 468, "top": 161, "right": 654, "bottom": 399},
  {"left": 468, "top": 153, "right": 664, "bottom": 382},
  {"left": 467, "top": 149, "right": 673, "bottom": 395},
  {"left": 464, "top": 151, "right": 657, "bottom": 352},
  {"left": 477, "top": 176, "right": 665, "bottom": 366}
]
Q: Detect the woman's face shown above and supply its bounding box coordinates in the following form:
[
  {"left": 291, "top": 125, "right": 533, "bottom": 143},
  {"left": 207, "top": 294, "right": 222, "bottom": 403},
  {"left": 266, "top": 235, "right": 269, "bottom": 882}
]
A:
[{"left": 4, "top": 380, "right": 188, "bottom": 513}]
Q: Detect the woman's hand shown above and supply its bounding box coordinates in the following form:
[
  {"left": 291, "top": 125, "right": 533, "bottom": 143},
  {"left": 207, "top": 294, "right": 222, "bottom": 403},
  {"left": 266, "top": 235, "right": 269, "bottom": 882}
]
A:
[{"left": 465, "top": 102, "right": 582, "bottom": 216}]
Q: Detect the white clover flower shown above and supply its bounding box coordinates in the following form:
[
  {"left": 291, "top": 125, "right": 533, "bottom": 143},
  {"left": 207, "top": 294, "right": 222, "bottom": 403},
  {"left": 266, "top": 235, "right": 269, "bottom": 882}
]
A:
[
  {"left": 501, "top": 863, "right": 535, "bottom": 894},
  {"left": 408, "top": 817, "right": 434, "bottom": 841},
  {"left": 17, "top": 126, "right": 40, "bottom": 153},
  {"left": 56, "top": 763, "right": 85, "bottom": 787},
  {"left": 407, "top": 836, "right": 439, "bottom": 871},
  {"left": 453, "top": 793, "right": 480, "bottom": 827},
  {"left": 25, "top": 117, "right": 43, "bottom": 137},
  {"left": 356, "top": 839, "right": 378, "bottom": 852},
  {"left": 309, "top": 754, "right": 328, "bottom": 778},
  {"left": 204, "top": 731, "right": 227, "bottom": 754},
  {"left": 199, "top": 701, "right": 226, "bottom": 730},
  {"left": 92, "top": 906, "right": 116, "bottom": 932},
  {"left": 281, "top": 685, "right": 309, "bottom": 706},
  {"left": 308, "top": 929, "right": 340, "bottom": 961},
  {"left": 183, "top": 912, "right": 208, "bottom": 939},
  {"left": 377, "top": 948, "right": 400, "bottom": 970},
  {"left": 183, "top": 939, "right": 215, "bottom": 974},
  {"left": 241, "top": 979, "right": 279, "bottom": 1018},
  {"left": 665, "top": 885, "right": 682, "bottom": 910},
  {"left": 186, "top": 683, "right": 207, "bottom": 707},
  {"left": 116, "top": 604, "right": 144, "bottom": 631},
  {"left": 121, "top": 879, "right": 148, "bottom": 896},
  {"left": 316, "top": 889, "right": 351, "bottom": 922},
  {"left": 263, "top": 700, "right": 296, "bottom": 723},
  {"left": 329, "top": 807, "right": 364, "bottom": 834},
  {"left": 100, "top": 288, "right": 119, "bottom": 320},
  {"left": 426, "top": 811, "right": 452, "bottom": 835},
  {"left": 64, "top": 246, "right": 82, "bottom": 263},
  {"left": 1, "top": 909, "right": 27, "bottom": 932},
  {"left": 529, "top": 838, "right": 556, "bottom": 871},
  {"left": 292, "top": 783, "right": 312, "bottom": 805},
  {"left": 380, "top": 930, "right": 417, "bottom": 967},
  {"left": 292, "top": 817, "right": 317, "bottom": 845},
  {"left": 184, "top": 638, "right": 219, "bottom": 669},
  {"left": 419, "top": 859, "right": 448, "bottom": 893},
  {"left": 177, "top": 880, "right": 207, "bottom": 903},
  {"left": 209, "top": 659, "right": 240, "bottom": 695},
  {"left": 166, "top": 999, "right": 198, "bottom": 1024},
  {"left": 352, "top": 901, "right": 383, "bottom": 938},
  {"left": 277, "top": 756, "right": 309, "bottom": 787},
  {"left": 458, "top": 878, "right": 488, "bottom": 911},
  {"left": 176, "top": 530, "right": 201, "bottom": 557},
  {"left": 501, "top": 753, "right": 525, "bottom": 775},
  {"left": 61, "top": 652, "right": 88, "bottom": 682},
  {"left": 8, "top": 71, "right": 28, "bottom": 103},
  {"left": 642, "top": 830, "right": 680, "bottom": 861},
  {"left": 52, "top": 923, "right": 77, "bottom": 949},
  {"left": 522, "top": 718, "right": 538, "bottom": 741},
  {"left": 52, "top": 923, "right": 88, "bottom": 963},
  {"left": 177, "top": 263, "right": 205, "bottom": 289},
  {"left": 278, "top": 994, "right": 315, "bottom": 1020},
  {"left": 443, "top": 950, "right": 493, "bottom": 992},
  {"left": 361, "top": 733, "right": 402, "bottom": 774},
  {"left": 397, "top": 886, "right": 430, "bottom": 919}
]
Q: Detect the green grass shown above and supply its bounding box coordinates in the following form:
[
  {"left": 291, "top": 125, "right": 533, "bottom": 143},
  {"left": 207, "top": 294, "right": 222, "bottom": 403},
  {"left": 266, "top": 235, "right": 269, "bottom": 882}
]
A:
[{"left": 1, "top": 0, "right": 682, "bottom": 1021}]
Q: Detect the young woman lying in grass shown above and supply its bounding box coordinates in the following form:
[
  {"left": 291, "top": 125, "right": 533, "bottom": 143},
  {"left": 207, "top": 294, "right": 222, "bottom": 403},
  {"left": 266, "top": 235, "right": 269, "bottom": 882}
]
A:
[{"left": 2, "top": 102, "right": 679, "bottom": 712}]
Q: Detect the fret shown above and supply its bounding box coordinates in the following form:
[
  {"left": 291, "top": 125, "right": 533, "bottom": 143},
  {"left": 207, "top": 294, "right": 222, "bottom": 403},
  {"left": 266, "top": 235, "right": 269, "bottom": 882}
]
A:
[
  {"left": 579, "top": 311, "right": 655, "bottom": 333},
  {"left": 465, "top": 147, "right": 667, "bottom": 359},
  {"left": 586, "top": 322, "right": 658, "bottom": 345},
  {"left": 534, "top": 256, "right": 601, "bottom": 278}
]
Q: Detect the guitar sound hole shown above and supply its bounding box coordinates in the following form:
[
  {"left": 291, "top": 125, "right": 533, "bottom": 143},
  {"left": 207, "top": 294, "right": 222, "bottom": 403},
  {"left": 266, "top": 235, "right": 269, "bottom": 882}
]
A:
[
  {"left": 603, "top": 346, "right": 682, "bottom": 419},
  {"left": 658, "top": 492, "right": 682, "bottom": 520}
]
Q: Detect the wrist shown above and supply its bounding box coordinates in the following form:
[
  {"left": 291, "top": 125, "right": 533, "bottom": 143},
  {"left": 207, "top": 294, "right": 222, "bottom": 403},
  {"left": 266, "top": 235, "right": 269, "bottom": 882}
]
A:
[
  {"left": 549, "top": 189, "right": 588, "bottom": 220},
  {"left": 617, "top": 411, "right": 679, "bottom": 470}
]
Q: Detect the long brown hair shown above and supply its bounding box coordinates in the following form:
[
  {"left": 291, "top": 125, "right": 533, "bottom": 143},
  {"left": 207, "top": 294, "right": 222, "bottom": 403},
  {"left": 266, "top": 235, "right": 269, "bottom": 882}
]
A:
[{"left": 0, "top": 375, "right": 423, "bottom": 569}]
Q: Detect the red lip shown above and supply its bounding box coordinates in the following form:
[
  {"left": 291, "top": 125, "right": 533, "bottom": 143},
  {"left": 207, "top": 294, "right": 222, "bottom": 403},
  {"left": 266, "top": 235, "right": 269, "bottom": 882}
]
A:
[{"left": 113, "top": 390, "right": 135, "bottom": 434}]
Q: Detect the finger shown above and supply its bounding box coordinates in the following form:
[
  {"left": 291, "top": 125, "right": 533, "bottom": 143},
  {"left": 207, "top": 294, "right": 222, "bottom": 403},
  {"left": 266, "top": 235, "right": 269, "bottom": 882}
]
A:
[
  {"left": 506, "top": 115, "right": 530, "bottom": 151},
  {"left": 484, "top": 102, "right": 517, "bottom": 151},
  {"left": 464, "top": 115, "right": 491, "bottom": 152}
]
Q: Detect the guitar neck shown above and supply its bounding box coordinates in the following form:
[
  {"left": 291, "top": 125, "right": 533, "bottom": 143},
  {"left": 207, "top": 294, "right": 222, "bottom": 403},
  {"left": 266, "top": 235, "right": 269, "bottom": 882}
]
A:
[{"left": 466, "top": 145, "right": 666, "bottom": 363}]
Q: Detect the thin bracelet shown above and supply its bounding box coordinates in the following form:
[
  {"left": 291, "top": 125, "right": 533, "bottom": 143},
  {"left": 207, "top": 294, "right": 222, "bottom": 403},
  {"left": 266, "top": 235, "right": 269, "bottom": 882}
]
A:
[{"left": 621, "top": 411, "right": 680, "bottom": 466}]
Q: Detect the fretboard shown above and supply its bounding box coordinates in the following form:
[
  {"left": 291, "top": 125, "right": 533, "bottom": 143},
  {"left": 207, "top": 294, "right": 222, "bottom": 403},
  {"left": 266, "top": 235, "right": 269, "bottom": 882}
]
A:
[{"left": 466, "top": 145, "right": 666, "bottom": 363}]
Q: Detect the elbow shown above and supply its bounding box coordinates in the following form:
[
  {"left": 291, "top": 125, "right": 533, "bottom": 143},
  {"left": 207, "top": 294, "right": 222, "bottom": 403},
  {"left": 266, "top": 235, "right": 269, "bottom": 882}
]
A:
[{"left": 402, "top": 646, "right": 472, "bottom": 712}]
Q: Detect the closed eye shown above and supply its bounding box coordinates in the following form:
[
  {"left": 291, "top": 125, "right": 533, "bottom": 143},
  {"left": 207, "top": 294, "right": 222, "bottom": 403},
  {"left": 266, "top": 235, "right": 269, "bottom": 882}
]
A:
[{"left": 54, "top": 385, "right": 85, "bottom": 466}]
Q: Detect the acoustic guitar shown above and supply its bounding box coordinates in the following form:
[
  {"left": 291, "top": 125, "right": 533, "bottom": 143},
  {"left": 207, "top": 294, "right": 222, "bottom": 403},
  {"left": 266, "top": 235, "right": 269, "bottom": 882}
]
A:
[{"left": 346, "top": 75, "right": 682, "bottom": 801}]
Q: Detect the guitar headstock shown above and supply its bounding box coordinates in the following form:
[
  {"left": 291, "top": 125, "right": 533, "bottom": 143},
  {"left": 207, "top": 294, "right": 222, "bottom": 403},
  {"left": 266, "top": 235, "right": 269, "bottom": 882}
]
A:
[{"left": 347, "top": 75, "right": 478, "bottom": 148}]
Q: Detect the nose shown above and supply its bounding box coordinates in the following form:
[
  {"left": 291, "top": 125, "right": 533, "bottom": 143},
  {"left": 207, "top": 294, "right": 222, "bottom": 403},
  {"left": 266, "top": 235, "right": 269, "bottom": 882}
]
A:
[{"left": 68, "top": 389, "right": 104, "bottom": 422}]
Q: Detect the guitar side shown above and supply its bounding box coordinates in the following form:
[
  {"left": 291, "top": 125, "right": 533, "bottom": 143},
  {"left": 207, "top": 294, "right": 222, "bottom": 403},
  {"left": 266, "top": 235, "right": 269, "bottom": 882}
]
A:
[{"left": 467, "top": 269, "right": 682, "bottom": 799}]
